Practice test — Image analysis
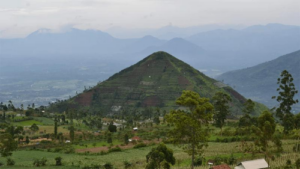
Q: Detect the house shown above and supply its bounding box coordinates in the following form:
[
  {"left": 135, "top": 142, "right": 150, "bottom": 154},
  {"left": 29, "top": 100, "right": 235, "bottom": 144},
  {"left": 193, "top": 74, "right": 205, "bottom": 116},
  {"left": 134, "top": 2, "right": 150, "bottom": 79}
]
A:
[
  {"left": 211, "top": 164, "right": 231, "bottom": 169},
  {"left": 133, "top": 127, "right": 138, "bottom": 131},
  {"left": 235, "top": 159, "right": 268, "bottom": 169}
]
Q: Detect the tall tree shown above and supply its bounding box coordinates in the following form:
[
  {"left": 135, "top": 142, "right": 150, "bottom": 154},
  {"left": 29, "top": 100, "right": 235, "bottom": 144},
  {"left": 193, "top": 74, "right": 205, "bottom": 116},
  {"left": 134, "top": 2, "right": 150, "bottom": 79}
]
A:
[
  {"left": 166, "top": 90, "right": 214, "bottom": 169},
  {"left": 272, "top": 70, "right": 299, "bottom": 133},
  {"left": 212, "top": 92, "right": 232, "bottom": 136}
]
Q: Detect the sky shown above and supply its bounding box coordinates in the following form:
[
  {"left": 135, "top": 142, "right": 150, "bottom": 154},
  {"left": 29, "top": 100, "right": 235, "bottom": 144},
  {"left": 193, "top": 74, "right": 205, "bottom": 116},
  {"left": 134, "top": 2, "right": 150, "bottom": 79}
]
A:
[{"left": 0, "top": 0, "right": 299, "bottom": 38}]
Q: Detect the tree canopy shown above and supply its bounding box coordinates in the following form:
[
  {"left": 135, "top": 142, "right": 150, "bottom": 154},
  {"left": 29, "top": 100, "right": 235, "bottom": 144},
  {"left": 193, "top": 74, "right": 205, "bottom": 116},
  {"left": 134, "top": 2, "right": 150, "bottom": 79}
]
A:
[{"left": 166, "top": 90, "right": 214, "bottom": 169}]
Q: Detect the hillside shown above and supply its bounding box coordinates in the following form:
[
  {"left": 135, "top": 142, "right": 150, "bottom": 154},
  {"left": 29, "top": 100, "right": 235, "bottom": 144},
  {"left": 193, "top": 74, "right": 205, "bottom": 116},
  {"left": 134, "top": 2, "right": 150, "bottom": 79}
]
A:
[
  {"left": 49, "top": 52, "right": 266, "bottom": 115},
  {"left": 217, "top": 50, "right": 300, "bottom": 112}
]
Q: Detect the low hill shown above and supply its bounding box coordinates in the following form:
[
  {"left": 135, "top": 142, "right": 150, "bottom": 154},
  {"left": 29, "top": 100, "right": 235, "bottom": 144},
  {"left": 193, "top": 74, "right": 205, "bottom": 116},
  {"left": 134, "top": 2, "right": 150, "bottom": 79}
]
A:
[
  {"left": 49, "top": 52, "right": 266, "bottom": 116},
  {"left": 217, "top": 50, "right": 300, "bottom": 112}
]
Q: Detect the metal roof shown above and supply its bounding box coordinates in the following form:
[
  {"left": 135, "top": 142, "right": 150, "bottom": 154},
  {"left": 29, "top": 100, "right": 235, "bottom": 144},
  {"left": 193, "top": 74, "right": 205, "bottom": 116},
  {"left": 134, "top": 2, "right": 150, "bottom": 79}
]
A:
[{"left": 235, "top": 159, "right": 268, "bottom": 169}]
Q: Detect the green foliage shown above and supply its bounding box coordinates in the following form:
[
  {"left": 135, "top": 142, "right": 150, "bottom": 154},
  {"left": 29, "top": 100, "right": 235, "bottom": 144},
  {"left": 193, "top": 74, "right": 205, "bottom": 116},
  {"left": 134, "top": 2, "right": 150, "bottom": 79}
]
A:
[
  {"left": 296, "top": 158, "right": 300, "bottom": 169},
  {"left": 133, "top": 143, "right": 147, "bottom": 149},
  {"left": 33, "top": 157, "right": 47, "bottom": 167},
  {"left": 124, "top": 134, "right": 129, "bottom": 145},
  {"left": 55, "top": 156, "right": 62, "bottom": 166},
  {"left": 146, "top": 143, "right": 175, "bottom": 169},
  {"left": 273, "top": 70, "right": 299, "bottom": 133},
  {"left": 103, "top": 162, "right": 113, "bottom": 169},
  {"left": 30, "top": 123, "right": 39, "bottom": 132},
  {"left": 212, "top": 92, "right": 232, "bottom": 135},
  {"left": 108, "top": 122, "right": 117, "bottom": 133},
  {"left": 166, "top": 90, "right": 213, "bottom": 168},
  {"left": 69, "top": 125, "right": 75, "bottom": 142},
  {"left": 0, "top": 133, "right": 18, "bottom": 157},
  {"left": 6, "top": 157, "right": 15, "bottom": 166},
  {"left": 251, "top": 111, "right": 282, "bottom": 154},
  {"left": 243, "top": 99, "right": 255, "bottom": 115},
  {"left": 124, "top": 160, "right": 132, "bottom": 169}
]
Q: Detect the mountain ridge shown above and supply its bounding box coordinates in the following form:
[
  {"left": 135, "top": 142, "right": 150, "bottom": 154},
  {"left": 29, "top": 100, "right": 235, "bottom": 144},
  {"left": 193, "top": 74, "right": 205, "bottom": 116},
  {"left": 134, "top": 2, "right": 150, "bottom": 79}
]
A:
[{"left": 49, "top": 52, "right": 266, "bottom": 115}]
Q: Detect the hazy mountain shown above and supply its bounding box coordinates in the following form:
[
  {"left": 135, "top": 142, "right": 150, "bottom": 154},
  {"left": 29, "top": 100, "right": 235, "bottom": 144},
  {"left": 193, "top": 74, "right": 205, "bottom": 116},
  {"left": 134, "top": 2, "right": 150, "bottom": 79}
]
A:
[
  {"left": 106, "top": 24, "right": 246, "bottom": 39},
  {"left": 0, "top": 28, "right": 135, "bottom": 57},
  {"left": 187, "top": 23, "right": 300, "bottom": 67},
  {"left": 49, "top": 52, "right": 266, "bottom": 115},
  {"left": 217, "top": 50, "right": 300, "bottom": 112},
  {"left": 119, "top": 35, "right": 166, "bottom": 53}
]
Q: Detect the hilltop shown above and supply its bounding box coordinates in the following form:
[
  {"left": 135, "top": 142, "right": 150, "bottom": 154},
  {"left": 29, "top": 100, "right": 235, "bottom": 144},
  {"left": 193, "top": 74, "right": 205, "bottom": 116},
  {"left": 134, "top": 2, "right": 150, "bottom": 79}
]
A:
[
  {"left": 49, "top": 52, "right": 266, "bottom": 115},
  {"left": 217, "top": 50, "right": 300, "bottom": 111}
]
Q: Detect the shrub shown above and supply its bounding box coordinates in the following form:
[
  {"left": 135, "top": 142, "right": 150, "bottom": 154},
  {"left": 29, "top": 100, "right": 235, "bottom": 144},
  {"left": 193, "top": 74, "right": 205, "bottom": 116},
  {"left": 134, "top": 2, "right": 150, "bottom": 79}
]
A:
[
  {"left": 7, "top": 158, "right": 15, "bottom": 166},
  {"left": 33, "top": 157, "right": 47, "bottom": 167},
  {"left": 108, "top": 146, "right": 122, "bottom": 153},
  {"left": 55, "top": 157, "right": 62, "bottom": 166},
  {"left": 124, "top": 160, "right": 132, "bottom": 169},
  {"left": 103, "top": 162, "right": 113, "bottom": 169},
  {"left": 133, "top": 143, "right": 147, "bottom": 149},
  {"left": 194, "top": 157, "right": 204, "bottom": 166}
]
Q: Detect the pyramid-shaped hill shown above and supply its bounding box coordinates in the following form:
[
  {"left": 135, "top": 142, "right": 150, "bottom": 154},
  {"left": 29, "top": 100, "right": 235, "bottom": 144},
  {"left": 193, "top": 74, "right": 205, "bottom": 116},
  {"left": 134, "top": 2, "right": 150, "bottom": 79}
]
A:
[{"left": 50, "top": 52, "right": 266, "bottom": 115}]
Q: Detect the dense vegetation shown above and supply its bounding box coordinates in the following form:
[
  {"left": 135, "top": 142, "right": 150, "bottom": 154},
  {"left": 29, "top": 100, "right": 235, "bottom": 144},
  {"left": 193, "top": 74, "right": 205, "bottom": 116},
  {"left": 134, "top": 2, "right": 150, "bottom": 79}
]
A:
[
  {"left": 48, "top": 52, "right": 266, "bottom": 116},
  {"left": 218, "top": 50, "right": 300, "bottom": 111}
]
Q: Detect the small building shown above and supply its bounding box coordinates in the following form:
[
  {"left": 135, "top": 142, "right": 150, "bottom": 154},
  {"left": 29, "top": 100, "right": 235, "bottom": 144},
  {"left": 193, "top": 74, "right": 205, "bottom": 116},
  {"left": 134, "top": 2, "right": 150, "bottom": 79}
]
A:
[
  {"left": 133, "top": 127, "right": 138, "bottom": 131},
  {"left": 235, "top": 159, "right": 268, "bottom": 169},
  {"left": 211, "top": 164, "right": 231, "bottom": 169}
]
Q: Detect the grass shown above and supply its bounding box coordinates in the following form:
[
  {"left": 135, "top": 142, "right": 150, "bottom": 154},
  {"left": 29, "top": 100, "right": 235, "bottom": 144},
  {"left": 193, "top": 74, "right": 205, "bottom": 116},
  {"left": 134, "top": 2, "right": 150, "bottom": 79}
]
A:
[
  {"left": 2, "top": 140, "right": 298, "bottom": 169},
  {"left": 73, "top": 140, "right": 122, "bottom": 149},
  {"left": 33, "top": 117, "right": 54, "bottom": 125},
  {"left": 12, "top": 120, "right": 43, "bottom": 126}
]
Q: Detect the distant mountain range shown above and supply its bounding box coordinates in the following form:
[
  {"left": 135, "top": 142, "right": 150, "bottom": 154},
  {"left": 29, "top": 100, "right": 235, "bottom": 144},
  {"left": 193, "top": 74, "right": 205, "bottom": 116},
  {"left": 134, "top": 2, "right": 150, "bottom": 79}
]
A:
[
  {"left": 0, "top": 23, "right": 299, "bottom": 106},
  {"left": 49, "top": 52, "right": 266, "bottom": 115},
  {"left": 217, "top": 50, "right": 300, "bottom": 112}
]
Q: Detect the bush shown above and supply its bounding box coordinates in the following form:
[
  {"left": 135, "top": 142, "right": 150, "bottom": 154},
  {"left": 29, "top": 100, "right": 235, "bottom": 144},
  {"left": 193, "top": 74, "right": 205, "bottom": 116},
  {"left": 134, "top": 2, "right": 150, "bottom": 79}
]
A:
[
  {"left": 7, "top": 158, "right": 15, "bottom": 166},
  {"left": 108, "top": 146, "right": 122, "bottom": 153},
  {"left": 103, "top": 162, "right": 113, "bottom": 169},
  {"left": 33, "top": 157, "right": 47, "bottom": 167},
  {"left": 194, "top": 157, "right": 204, "bottom": 166},
  {"left": 133, "top": 143, "right": 147, "bottom": 149},
  {"left": 55, "top": 157, "right": 62, "bottom": 166},
  {"left": 124, "top": 160, "right": 132, "bottom": 169}
]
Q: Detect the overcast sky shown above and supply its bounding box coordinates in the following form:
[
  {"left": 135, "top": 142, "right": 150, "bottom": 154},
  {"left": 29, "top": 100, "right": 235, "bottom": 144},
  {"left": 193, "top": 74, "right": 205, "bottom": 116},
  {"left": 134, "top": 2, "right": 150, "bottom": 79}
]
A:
[{"left": 0, "top": 0, "right": 299, "bottom": 38}]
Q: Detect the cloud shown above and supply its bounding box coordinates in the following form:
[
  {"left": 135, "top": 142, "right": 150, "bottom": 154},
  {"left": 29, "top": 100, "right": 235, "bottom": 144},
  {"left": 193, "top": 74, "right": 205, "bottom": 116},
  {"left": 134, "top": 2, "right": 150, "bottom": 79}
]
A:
[{"left": 0, "top": 0, "right": 299, "bottom": 38}]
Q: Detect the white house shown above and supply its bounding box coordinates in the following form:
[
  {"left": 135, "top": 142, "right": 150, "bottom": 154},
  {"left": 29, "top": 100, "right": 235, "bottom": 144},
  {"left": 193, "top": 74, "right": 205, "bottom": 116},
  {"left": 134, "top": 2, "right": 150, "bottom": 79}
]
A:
[
  {"left": 235, "top": 159, "right": 268, "bottom": 169},
  {"left": 133, "top": 127, "right": 138, "bottom": 131}
]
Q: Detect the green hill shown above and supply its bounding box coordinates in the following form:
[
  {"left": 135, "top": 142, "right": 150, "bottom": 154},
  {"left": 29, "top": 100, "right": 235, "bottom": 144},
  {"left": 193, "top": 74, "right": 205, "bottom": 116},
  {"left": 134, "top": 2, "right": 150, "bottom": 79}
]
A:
[
  {"left": 217, "top": 50, "right": 300, "bottom": 112},
  {"left": 49, "top": 52, "right": 266, "bottom": 115}
]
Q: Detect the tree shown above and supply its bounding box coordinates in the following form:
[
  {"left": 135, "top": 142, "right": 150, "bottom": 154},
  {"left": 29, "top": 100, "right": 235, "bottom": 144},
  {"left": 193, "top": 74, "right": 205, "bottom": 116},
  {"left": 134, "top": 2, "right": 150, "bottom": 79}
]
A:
[
  {"left": 0, "top": 133, "right": 17, "bottom": 157},
  {"left": 239, "top": 99, "right": 256, "bottom": 130},
  {"left": 212, "top": 92, "right": 232, "bottom": 136},
  {"left": 146, "top": 143, "right": 175, "bottom": 169},
  {"left": 124, "top": 134, "right": 129, "bottom": 145},
  {"left": 243, "top": 99, "right": 255, "bottom": 115},
  {"left": 69, "top": 126, "right": 75, "bottom": 142},
  {"left": 30, "top": 123, "right": 39, "bottom": 133},
  {"left": 165, "top": 90, "right": 214, "bottom": 169},
  {"left": 272, "top": 70, "right": 299, "bottom": 133},
  {"left": 54, "top": 115, "right": 58, "bottom": 138},
  {"left": 108, "top": 121, "right": 117, "bottom": 132},
  {"left": 25, "top": 136, "right": 30, "bottom": 144},
  {"left": 107, "top": 132, "right": 112, "bottom": 144},
  {"left": 251, "top": 111, "right": 282, "bottom": 165}
]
